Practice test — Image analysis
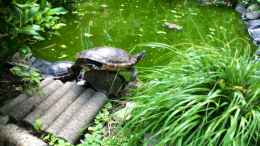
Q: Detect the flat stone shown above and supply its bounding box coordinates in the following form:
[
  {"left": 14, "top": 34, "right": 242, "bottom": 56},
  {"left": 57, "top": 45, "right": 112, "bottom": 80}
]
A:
[
  {"left": 9, "top": 80, "right": 63, "bottom": 120},
  {"left": 247, "top": 3, "right": 260, "bottom": 12},
  {"left": 24, "top": 82, "right": 74, "bottom": 125},
  {"left": 46, "top": 89, "right": 94, "bottom": 135},
  {"left": 0, "top": 124, "right": 47, "bottom": 146},
  {"left": 245, "top": 11, "right": 260, "bottom": 20},
  {"left": 38, "top": 83, "right": 84, "bottom": 130},
  {"left": 248, "top": 28, "right": 260, "bottom": 40},
  {"left": 235, "top": 3, "right": 246, "bottom": 14},
  {"left": 0, "top": 78, "right": 55, "bottom": 115},
  {"left": 246, "top": 19, "right": 260, "bottom": 29},
  {"left": 57, "top": 92, "right": 108, "bottom": 143},
  {"left": 0, "top": 115, "right": 9, "bottom": 125}
]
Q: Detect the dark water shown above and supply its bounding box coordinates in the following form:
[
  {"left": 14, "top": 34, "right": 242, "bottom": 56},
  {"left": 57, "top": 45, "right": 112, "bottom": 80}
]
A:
[{"left": 32, "top": 0, "right": 252, "bottom": 66}]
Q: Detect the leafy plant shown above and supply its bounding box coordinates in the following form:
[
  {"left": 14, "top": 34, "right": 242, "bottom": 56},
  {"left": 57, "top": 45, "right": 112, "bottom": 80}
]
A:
[
  {"left": 43, "top": 134, "right": 72, "bottom": 146},
  {"left": 78, "top": 102, "right": 114, "bottom": 146},
  {"left": 0, "top": 0, "right": 67, "bottom": 62},
  {"left": 33, "top": 118, "right": 43, "bottom": 132},
  {"left": 118, "top": 44, "right": 260, "bottom": 146},
  {"left": 10, "top": 64, "right": 42, "bottom": 93}
]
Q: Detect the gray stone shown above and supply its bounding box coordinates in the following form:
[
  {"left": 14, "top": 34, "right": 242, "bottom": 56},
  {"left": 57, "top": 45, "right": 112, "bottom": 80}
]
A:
[
  {"left": 235, "top": 3, "right": 247, "bottom": 14},
  {"left": 24, "top": 82, "right": 74, "bottom": 125},
  {"left": 0, "top": 115, "right": 9, "bottom": 125},
  {"left": 0, "top": 124, "right": 47, "bottom": 146},
  {"left": 38, "top": 83, "right": 84, "bottom": 130},
  {"left": 46, "top": 89, "right": 94, "bottom": 135},
  {"left": 245, "top": 11, "right": 260, "bottom": 20},
  {"left": 246, "top": 19, "right": 260, "bottom": 29},
  {"left": 0, "top": 78, "right": 55, "bottom": 115},
  {"left": 247, "top": 3, "right": 260, "bottom": 12},
  {"left": 57, "top": 92, "right": 108, "bottom": 143},
  {"left": 248, "top": 27, "right": 260, "bottom": 37},
  {"left": 9, "top": 80, "right": 63, "bottom": 120}
]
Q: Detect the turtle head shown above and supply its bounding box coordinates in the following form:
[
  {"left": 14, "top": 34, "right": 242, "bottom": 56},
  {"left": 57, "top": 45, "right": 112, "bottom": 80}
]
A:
[{"left": 133, "top": 51, "right": 145, "bottom": 63}]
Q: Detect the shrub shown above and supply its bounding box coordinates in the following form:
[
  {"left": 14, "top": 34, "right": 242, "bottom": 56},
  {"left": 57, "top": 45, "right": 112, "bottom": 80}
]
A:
[
  {"left": 120, "top": 44, "right": 260, "bottom": 146},
  {"left": 0, "top": 0, "right": 67, "bottom": 62}
]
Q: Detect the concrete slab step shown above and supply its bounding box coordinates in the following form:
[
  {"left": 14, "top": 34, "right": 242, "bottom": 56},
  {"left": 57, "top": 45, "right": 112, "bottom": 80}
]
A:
[
  {"left": 0, "top": 124, "right": 47, "bottom": 146},
  {"left": 38, "top": 83, "right": 84, "bottom": 130},
  {"left": 0, "top": 78, "right": 55, "bottom": 115},
  {"left": 46, "top": 88, "right": 95, "bottom": 135},
  {"left": 1, "top": 79, "right": 109, "bottom": 144},
  {"left": 57, "top": 92, "right": 108, "bottom": 143},
  {"left": 24, "top": 82, "right": 74, "bottom": 124},
  {"left": 9, "top": 80, "right": 63, "bottom": 120}
]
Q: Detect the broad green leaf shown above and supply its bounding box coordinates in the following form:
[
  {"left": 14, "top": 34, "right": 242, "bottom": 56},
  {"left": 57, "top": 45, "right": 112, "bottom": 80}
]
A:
[
  {"left": 47, "top": 7, "right": 68, "bottom": 16},
  {"left": 19, "top": 25, "right": 41, "bottom": 35}
]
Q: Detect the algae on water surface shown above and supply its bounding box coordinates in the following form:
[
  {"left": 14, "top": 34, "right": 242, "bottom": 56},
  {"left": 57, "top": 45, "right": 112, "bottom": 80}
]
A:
[{"left": 32, "top": 0, "right": 252, "bottom": 66}]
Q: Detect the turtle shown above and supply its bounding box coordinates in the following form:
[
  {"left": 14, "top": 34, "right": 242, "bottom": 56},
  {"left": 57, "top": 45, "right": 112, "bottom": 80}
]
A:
[
  {"left": 71, "top": 47, "right": 145, "bottom": 96},
  {"left": 29, "top": 57, "right": 75, "bottom": 81},
  {"left": 27, "top": 47, "right": 144, "bottom": 96}
]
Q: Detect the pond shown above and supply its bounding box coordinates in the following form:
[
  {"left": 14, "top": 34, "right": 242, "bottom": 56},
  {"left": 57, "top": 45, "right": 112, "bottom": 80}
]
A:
[{"left": 32, "top": 0, "right": 252, "bottom": 67}]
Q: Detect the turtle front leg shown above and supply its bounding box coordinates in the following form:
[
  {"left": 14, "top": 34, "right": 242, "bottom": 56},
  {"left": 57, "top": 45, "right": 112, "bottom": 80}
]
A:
[
  {"left": 77, "top": 69, "right": 86, "bottom": 85},
  {"left": 130, "top": 67, "right": 137, "bottom": 81},
  {"left": 127, "top": 67, "right": 138, "bottom": 89}
]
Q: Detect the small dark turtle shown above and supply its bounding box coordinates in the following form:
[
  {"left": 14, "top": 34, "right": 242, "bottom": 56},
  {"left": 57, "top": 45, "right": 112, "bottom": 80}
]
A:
[
  {"left": 72, "top": 47, "right": 145, "bottom": 96},
  {"left": 29, "top": 57, "right": 74, "bottom": 81}
]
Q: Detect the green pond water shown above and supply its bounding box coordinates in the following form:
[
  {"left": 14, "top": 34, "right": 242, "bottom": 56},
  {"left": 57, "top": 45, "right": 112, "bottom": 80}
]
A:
[{"left": 32, "top": 0, "right": 252, "bottom": 67}]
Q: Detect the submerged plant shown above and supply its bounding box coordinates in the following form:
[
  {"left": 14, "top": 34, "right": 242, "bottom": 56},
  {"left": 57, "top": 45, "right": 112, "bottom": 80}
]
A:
[{"left": 119, "top": 45, "right": 260, "bottom": 146}]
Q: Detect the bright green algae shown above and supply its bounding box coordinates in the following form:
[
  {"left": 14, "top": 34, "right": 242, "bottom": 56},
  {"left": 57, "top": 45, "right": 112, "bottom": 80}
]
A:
[{"left": 32, "top": 0, "right": 252, "bottom": 66}]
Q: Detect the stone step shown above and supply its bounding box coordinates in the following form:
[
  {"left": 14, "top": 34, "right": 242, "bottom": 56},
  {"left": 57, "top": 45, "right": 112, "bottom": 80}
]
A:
[
  {"left": 0, "top": 124, "right": 47, "bottom": 146},
  {"left": 0, "top": 78, "right": 55, "bottom": 115},
  {"left": 24, "top": 82, "right": 74, "bottom": 124},
  {"left": 8, "top": 80, "right": 63, "bottom": 120},
  {"left": 1, "top": 79, "right": 109, "bottom": 144},
  {"left": 46, "top": 88, "right": 95, "bottom": 135},
  {"left": 38, "top": 83, "right": 85, "bottom": 130},
  {"left": 57, "top": 92, "right": 108, "bottom": 143}
]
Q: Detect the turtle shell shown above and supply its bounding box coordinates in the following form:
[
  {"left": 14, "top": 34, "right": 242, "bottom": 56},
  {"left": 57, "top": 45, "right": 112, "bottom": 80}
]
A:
[
  {"left": 77, "top": 47, "right": 138, "bottom": 71},
  {"left": 30, "top": 57, "right": 74, "bottom": 77},
  {"left": 45, "top": 61, "right": 74, "bottom": 76}
]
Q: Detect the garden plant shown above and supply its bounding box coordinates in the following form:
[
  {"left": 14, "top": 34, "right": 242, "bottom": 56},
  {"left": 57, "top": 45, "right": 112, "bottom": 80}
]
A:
[{"left": 0, "top": 0, "right": 259, "bottom": 146}]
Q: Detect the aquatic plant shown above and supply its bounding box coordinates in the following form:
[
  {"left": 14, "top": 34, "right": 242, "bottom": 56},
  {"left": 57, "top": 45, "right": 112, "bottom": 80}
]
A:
[{"left": 119, "top": 44, "right": 260, "bottom": 146}]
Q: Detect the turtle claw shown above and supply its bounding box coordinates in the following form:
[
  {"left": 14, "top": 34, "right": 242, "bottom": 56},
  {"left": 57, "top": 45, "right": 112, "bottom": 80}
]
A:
[{"left": 77, "top": 80, "right": 86, "bottom": 86}]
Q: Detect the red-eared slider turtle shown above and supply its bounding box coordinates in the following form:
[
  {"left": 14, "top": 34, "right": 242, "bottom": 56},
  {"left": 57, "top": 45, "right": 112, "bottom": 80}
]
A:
[
  {"left": 72, "top": 47, "right": 145, "bottom": 96},
  {"left": 29, "top": 57, "right": 75, "bottom": 81}
]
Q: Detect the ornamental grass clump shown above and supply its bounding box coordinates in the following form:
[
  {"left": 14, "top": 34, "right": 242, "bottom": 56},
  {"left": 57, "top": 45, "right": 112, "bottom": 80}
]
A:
[{"left": 122, "top": 45, "right": 260, "bottom": 146}]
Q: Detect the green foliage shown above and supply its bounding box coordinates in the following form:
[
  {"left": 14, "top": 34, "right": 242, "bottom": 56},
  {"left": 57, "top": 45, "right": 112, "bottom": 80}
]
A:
[
  {"left": 78, "top": 102, "right": 114, "bottom": 146},
  {"left": 43, "top": 103, "right": 117, "bottom": 146},
  {"left": 43, "top": 134, "right": 72, "bottom": 146},
  {"left": 0, "top": 0, "right": 67, "bottom": 61},
  {"left": 10, "top": 64, "right": 42, "bottom": 93},
  {"left": 118, "top": 44, "right": 260, "bottom": 146},
  {"left": 49, "top": 0, "right": 82, "bottom": 11},
  {"left": 33, "top": 118, "right": 43, "bottom": 132}
]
